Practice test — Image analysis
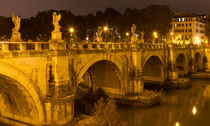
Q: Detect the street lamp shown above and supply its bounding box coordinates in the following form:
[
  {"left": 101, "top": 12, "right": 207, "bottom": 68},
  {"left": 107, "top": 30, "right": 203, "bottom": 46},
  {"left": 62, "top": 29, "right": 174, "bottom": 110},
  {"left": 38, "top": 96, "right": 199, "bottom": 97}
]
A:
[
  {"left": 153, "top": 32, "right": 158, "bottom": 38},
  {"left": 153, "top": 32, "right": 158, "bottom": 43},
  {"left": 69, "top": 27, "right": 74, "bottom": 43},
  {"left": 70, "top": 27, "right": 74, "bottom": 33},
  {"left": 103, "top": 26, "right": 108, "bottom": 42},
  {"left": 103, "top": 26, "right": 108, "bottom": 32},
  {"left": 125, "top": 32, "right": 129, "bottom": 36}
]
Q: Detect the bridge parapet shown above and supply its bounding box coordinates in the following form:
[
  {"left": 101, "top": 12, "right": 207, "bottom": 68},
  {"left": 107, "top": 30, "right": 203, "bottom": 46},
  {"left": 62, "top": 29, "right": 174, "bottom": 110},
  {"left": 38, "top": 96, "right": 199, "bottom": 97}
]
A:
[
  {"left": 67, "top": 42, "right": 169, "bottom": 50},
  {"left": 0, "top": 41, "right": 50, "bottom": 52}
]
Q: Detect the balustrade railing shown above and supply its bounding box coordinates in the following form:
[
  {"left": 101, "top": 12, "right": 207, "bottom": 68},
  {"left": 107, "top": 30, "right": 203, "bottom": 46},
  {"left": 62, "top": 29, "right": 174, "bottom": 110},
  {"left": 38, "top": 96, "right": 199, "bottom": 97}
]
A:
[
  {"left": 0, "top": 41, "right": 50, "bottom": 52},
  {"left": 0, "top": 41, "right": 205, "bottom": 52}
]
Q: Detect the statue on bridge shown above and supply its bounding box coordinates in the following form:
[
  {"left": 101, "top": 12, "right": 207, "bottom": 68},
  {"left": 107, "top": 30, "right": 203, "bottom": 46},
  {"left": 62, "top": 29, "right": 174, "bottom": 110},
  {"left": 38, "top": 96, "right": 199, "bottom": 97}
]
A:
[
  {"left": 97, "top": 26, "right": 103, "bottom": 42},
  {"left": 51, "top": 12, "right": 62, "bottom": 41},
  {"left": 52, "top": 12, "right": 61, "bottom": 32},
  {"left": 11, "top": 12, "right": 21, "bottom": 41},
  {"left": 140, "top": 31, "right": 144, "bottom": 43},
  {"left": 131, "top": 24, "right": 139, "bottom": 43}
]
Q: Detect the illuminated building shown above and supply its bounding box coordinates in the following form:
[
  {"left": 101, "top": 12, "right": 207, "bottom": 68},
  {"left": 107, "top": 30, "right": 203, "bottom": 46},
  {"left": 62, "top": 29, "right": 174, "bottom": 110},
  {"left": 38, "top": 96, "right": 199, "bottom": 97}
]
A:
[{"left": 171, "top": 13, "right": 207, "bottom": 45}]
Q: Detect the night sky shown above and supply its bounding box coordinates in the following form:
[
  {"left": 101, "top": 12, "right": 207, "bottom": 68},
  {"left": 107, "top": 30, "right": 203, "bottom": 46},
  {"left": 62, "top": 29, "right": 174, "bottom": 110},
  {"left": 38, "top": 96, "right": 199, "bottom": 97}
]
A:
[{"left": 0, "top": 0, "right": 210, "bottom": 18}]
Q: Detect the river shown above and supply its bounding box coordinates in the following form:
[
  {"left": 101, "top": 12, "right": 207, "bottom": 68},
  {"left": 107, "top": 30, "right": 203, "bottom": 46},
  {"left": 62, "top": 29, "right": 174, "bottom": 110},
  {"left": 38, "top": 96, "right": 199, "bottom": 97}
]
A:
[{"left": 118, "top": 79, "right": 210, "bottom": 126}]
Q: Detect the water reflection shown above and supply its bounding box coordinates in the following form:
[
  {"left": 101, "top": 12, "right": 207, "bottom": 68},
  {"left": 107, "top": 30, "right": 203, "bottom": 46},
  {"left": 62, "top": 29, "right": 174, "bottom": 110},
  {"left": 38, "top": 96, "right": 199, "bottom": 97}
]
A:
[
  {"left": 117, "top": 79, "right": 210, "bottom": 126},
  {"left": 192, "top": 106, "right": 197, "bottom": 115},
  {"left": 175, "top": 122, "right": 180, "bottom": 126}
]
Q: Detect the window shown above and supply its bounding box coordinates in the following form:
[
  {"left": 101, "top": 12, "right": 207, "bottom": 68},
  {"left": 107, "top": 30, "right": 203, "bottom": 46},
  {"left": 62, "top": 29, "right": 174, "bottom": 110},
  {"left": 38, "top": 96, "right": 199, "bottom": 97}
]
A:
[
  {"left": 185, "top": 35, "right": 188, "bottom": 40},
  {"left": 189, "top": 29, "right": 192, "bottom": 32},
  {"left": 186, "top": 23, "right": 188, "bottom": 27},
  {"left": 186, "top": 29, "right": 188, "bottom": 32},
  {"left": 179, "top": 18, "right": 181, "bottom": 22},
  {"left": 182, "top": 18, "right": 185, "bottom": 21},
  {"left": 196, "top": 29, "right": 199, "bottom": 32},
  {"left": 189, "top": 23, "right": 191, "bottom": 27},
  {"left": 174, "top": 24, "right": 177, "bottom": 27},
  {"left": 182, "top": 24, "right": 184, "bottom": 27}
]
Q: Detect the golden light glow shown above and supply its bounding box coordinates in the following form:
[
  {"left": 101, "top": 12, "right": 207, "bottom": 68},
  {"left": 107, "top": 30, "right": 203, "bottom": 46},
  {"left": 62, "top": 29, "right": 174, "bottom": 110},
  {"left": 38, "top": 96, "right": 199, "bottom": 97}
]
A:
[
  {"left": 178, "top": 35, "right": 182, "bottom": 38},
  {"left": 195, "top": 37, "right": 200, "bottom": 45},
  {"left": 192, "top": 106, "right": 197, "bottom": 115},
  {"left": 170, "top": 32, "right": 174, "bottom": 35},
  {"left": 175, "top": 122, "right": 180, "bottom": 126},
  {"left": 69, "top": 27, "right": 74, "bottom": 33},
  {"left": 126, "top": 32, "right": 129, "bottom": 36},
  {"left": 153, "top": 32, "right": 157, "bottom": 36},
  {"left": 153, "top": 32, "right": 158, "bottom": 38},
  {"left": 104, "top": 26, "right": 108, "bottom": 31}
]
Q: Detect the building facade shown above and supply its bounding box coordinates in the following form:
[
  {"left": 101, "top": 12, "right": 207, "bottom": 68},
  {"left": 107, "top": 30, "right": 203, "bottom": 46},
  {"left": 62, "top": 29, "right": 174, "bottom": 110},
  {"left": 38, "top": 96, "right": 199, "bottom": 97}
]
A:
[{"left": 171, "top": 14, "right": 207, "bottom": 44}]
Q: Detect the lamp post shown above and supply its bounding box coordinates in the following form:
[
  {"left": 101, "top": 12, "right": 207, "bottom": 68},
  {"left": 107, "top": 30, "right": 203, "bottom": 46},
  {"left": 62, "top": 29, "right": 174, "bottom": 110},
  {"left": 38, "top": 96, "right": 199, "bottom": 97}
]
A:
[
  {"left": 103, "top": 26, "right": 108, "bottom": 42},
  {"left": 125, "top": 32, "right": 129, "bottom": 42},
  {"left": 153, "top": 32, "right": 158, "bottom": 43},
  {"left": 69, "top": 27, "right": 74, "bottom": 43}
]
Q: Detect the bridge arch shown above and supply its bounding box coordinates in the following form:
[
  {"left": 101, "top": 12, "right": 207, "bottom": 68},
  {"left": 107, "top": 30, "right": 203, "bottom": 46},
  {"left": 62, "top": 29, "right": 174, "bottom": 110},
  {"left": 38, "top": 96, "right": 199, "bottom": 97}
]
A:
[
  {"left": 143, "top": 55, "right": 165, "bottom": 84},
  {"left": 195, "top": 52, "right": 202, "bottom": 72},
  {"left": 175, "top": 53, "right": 188, "bottom": 76},
  {"left": 77, "top": 54, "right": 122, "bottom": 82},
  {"left": 0, "top": 62, "right": 44, "bottom": 125},
  {"left": 77, "top": 55, "right": 123, "bottom": 94}
]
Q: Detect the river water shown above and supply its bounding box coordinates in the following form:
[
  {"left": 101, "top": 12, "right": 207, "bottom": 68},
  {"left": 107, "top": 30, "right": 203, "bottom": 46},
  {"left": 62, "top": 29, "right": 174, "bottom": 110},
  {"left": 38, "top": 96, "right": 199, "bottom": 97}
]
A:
[{"left": 118, "top": 79, "right": 210, "bottom": 126}]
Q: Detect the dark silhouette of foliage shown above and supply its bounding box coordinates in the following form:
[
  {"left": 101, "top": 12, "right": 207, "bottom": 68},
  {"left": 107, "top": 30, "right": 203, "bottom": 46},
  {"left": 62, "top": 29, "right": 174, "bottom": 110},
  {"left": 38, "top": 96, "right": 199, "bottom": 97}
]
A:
[
  {"left": 0, "top": 5, "right": 172, "bottom": 42},
  {"left": 90, "top": 97, "right": 127, "bottom": 126}
]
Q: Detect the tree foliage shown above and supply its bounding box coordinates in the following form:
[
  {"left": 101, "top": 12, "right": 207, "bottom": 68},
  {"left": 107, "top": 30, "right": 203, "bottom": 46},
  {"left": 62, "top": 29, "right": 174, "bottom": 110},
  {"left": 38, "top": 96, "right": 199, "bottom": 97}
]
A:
[
  {"left": 90, "top": 97, "right": 126, "bottom": 126},
  {"left": 0, "top": 5, "right": 172, "bottom": 42}
]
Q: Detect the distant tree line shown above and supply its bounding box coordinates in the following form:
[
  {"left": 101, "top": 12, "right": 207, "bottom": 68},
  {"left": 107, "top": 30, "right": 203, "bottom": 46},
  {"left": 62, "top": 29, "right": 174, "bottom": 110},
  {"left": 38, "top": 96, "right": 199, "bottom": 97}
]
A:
[{"left": 0, "top": 5, "right": 172, "bottom": 42}]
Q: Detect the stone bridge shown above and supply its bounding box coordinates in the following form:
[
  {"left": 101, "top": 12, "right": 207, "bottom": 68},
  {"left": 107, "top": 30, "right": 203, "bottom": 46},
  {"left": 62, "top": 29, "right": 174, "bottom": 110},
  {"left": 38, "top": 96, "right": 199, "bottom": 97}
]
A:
[{"left": 0, "top": 41, "right": 208, "bottom": 125}]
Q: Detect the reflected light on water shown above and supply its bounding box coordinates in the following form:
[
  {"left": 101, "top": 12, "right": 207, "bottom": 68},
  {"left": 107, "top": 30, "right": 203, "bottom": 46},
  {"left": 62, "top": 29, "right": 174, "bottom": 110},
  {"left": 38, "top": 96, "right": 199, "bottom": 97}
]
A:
[
  {"left": 175, "top": 122, "right": 180, "bottom": 126},
  {"left": 192, "top": 106, "right": 197, "bottom": 115}
]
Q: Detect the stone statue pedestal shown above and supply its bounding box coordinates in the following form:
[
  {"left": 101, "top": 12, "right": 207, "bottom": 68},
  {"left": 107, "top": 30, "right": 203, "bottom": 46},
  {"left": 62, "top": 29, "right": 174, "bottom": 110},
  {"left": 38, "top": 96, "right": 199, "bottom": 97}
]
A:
[
  {"left": 97, "top": 37, "right": 103, "bottom": 42},
  {"left": 51, "top": 31, "right": 62, "bottom": 41},
  {"left": 49, "top": 42, "right": 66, "bottom": 50},
  {"left": 139, "top": 39, "right": 144, "bottom": 43},
  {"left": 11, "top": 32, "right": 21, "bottom": 41}
]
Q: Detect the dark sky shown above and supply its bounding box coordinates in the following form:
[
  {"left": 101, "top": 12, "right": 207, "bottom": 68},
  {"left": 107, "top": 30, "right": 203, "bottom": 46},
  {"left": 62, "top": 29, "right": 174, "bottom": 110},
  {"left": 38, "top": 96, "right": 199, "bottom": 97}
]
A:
[{"left": 0, "top": 0, "right": 210, "bottom": 18}]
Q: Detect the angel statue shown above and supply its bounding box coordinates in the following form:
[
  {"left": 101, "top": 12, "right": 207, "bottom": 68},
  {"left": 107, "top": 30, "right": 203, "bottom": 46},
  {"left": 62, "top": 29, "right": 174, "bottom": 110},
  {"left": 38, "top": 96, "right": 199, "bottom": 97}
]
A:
[
  {"left": 12, "top": 12, "right": 21, "bottom": 33},
  {"left": 131, "top": 24, "right": 138, "bottom": 42},
  {"left": 131, "top": 24, "right": 136, "bottom": 36},
  {"left": 52, "top": 12, "right": 61, "bottom": 32},
  {"left": 97, "top": 26, "right": 103, "bottom": 42}
]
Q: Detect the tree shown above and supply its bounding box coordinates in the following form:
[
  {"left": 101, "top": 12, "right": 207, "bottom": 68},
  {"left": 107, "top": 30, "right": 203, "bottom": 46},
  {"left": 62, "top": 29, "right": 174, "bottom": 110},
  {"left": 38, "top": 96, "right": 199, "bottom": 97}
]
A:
[{"left": 90, "top": 97, "right": 127, "bottom": 126}]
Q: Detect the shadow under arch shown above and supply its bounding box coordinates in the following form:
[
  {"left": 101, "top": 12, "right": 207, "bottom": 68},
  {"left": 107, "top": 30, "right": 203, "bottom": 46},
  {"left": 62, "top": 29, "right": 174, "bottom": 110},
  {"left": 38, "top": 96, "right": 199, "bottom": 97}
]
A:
[
  {"left": 77, "top": 55, "right": 122, "bottom": 84},
  {"left": 80, "top": 60, "right": 123, "bottom": 94},
  {"left": 0, "top": 62, "right": 44, "bottom": 125},
  {"left": 195, "top": 52, "right": 202, "bottom": 72},
  {"left": 175, "top": 53, "right": 187, "bottom": 76},
  {"left": 143, "top": 56, "right": 165, "bottom": 85}
]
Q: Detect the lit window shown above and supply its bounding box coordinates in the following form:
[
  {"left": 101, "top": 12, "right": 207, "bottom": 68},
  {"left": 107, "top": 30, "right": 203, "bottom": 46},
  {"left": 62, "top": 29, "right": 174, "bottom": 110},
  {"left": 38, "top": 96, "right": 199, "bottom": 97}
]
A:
[
  {"left": 174, "top": 24, "right": 177, "bottom": 27},
  {"left": 182, "top": 18, "right": 185, "bottom": 21},
  {"left": 179, "top": 18, "right": 181, "bottom": 22}
]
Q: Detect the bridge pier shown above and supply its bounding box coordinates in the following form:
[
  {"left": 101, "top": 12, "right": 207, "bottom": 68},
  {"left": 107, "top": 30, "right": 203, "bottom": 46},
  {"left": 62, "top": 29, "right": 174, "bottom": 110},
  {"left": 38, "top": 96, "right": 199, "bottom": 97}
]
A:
[{"left": 126, "top": 50, "right": 144, "bottom": 95}]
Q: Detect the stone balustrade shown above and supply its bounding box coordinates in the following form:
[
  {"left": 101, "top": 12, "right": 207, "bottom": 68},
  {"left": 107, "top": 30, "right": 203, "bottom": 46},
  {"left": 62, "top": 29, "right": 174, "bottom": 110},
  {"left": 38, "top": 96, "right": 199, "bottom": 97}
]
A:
[{"left": 0, "top": 41, "right": 206, "bottom": 52}]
